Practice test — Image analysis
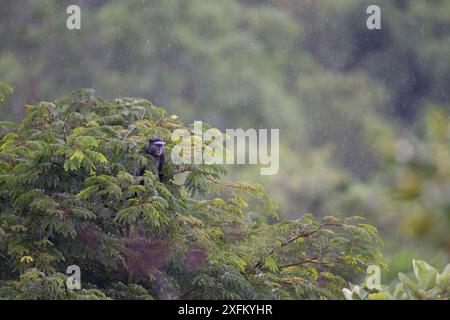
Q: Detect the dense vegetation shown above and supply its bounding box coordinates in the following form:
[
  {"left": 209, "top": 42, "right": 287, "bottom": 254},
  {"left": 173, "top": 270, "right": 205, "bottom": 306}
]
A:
[
  {"left": 0, "top": 90, "right": 384, "bottom": 299},
  {"left": 0, "top": 0, "right": 449, "bottom": 299},
  {"left": 344, "top": 259, "right": 449, "bottom": 300}
]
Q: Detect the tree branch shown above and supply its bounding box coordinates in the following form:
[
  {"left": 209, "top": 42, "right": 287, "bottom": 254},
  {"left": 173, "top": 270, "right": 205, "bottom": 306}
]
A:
[
  {"left": 27, "top": 87, "right": 41, "bottom": 103},
  {"left": 255, "top": 223, "right": 343, "bottom": 270},
  {"left": 279, "top": 257, "right": 331, "bottom": 270}
]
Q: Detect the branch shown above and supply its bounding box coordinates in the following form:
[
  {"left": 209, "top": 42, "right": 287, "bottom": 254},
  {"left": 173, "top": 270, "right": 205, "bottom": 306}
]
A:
[
  {"left": 174, "top": 167, "right": 192, "bottom": 175},
  {"left": 27, "top": 87, "right": 41, "bottom": 103},
  {"left": 206, "top": 176, "right": 260, "bottom": 192},
  {"left": 282, "top": 223, "right": 342, "bottom": 248},
  {"left": 255, "top": 223, "right": 343, "bottom": 270},
  {"left": 279, "top": 257, "right": 331, "bottom": 270},
  {"left": 174, "top": 167, "right": 258, "bottom": 191},
  {"left": 62, "top": 117, "right": 69, "bottom": 143},
  {"left": 123, "top": 126, "right": 136, "bottom": 139}
]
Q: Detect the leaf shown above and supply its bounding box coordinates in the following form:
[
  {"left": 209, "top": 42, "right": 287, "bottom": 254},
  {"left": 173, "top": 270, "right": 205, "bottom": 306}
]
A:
[
  {"left": 368, "top": 292, "right": 392, "bottom": 300},
  {"left": 264, "top": 256, "right": 278, "bottom": 272},
  {"left": 0, "top": 82, "right": 13, "bottom": 102},
  {"left": 70, "top": 207, "right": 96, "bottom": 220},
  {"left": 438, "top": 272, "right": 450, "bottom": 291},
  {"left": 64, "top": 150, "right": 85, "bottom": 172},
  {"left": 398, "top": 273, "right": 420, "bottom": 297},
  {"left": 86, "top": 121, "right": 100, "bottom": 127},
  {"left": 342, "top": 288, "right": 354, "bottom": 300},
  {"left": 115, "top": 207, "right": 140, "bottom": 225},
  {"left": 20, "top": 256, "right": 34, "bottom": 264},
  {"left": 358, "top": 223, "right": 378, "bottom": 235},
  {"left": 93, "top": 151, "right": 108, "bottom": 163},
  {"left": 412, "top": 259, "right": 439, "bottom": 291},
  {"left": 76, "top": 185, "right": 99, "bottom": 200}
]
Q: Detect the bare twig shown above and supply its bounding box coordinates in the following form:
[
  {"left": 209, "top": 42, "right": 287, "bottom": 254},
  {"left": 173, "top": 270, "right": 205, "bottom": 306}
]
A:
[
  {"left": 174, "top": 167, "right": 192, "bottom": 175},
  {"left": 124, "top": 126, "right": 136, "bottom": 139},
  {"left": 27, "top": 87, "right": 41, "bottom": 103}
]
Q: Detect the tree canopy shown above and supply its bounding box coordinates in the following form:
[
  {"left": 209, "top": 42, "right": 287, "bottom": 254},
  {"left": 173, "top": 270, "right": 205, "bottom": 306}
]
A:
[{"left": 0, "top": 90, "right": 383, "bottom": 299}]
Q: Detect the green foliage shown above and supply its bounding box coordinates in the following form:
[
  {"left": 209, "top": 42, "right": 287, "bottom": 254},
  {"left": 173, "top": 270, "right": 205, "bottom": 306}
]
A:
[
  {"left": 0, "top": 82, "right": 12, "bottom": 102},
  {"left": 343, "top": 260, "right": 449, "bottom": 300},
  {"left": 0, "top": 90, "right": 382, "bottom": 299},
  {"left": 0, "top": 268, "right": 109, "bottom": 300},
  {"left": 370, "top": 107, "right": 450, "bottom": 253}
]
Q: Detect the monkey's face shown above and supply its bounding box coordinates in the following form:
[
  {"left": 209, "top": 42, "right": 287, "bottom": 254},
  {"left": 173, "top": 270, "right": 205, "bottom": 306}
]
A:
[{"left": 146, "top": 139, "right": 165, "bottom": 157}]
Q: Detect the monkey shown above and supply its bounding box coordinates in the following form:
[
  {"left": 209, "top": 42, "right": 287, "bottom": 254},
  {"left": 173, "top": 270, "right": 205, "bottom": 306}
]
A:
[
  {"left": 116, "top": 138, "right": 166, "bottom": 240},
  {"left": 141, "top": 137, "right": 166, "bottom": 181},
  {"left": 142, "top": 137, "right": 181, "bottom": 198},
  {"left": 146, "top": 137, "right": 165, "bottom": 181},
  {"left": 122, "top": 137, "right": 166, "bottom": 282}
]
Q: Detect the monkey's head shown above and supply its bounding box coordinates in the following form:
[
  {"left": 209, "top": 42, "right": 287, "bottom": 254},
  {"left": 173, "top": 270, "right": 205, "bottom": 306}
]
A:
[{"left": 146, "top": 137, "right": 165, "bottom": 157}]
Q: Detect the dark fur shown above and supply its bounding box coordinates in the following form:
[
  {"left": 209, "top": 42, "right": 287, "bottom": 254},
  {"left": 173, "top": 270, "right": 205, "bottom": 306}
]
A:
[{"left": 144, "top": 137, "right": 165, "bottom": 181}]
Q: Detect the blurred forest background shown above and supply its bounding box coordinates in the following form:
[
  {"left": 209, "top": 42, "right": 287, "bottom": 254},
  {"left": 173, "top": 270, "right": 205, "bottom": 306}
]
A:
[{"left": 0, "top": 0, "right": 449, "bottom": 283}]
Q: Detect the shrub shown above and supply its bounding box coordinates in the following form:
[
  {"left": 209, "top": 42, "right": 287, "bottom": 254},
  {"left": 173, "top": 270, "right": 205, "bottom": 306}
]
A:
[{"left": 343, "top": 260, "right": 449, "bottom": 300}]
